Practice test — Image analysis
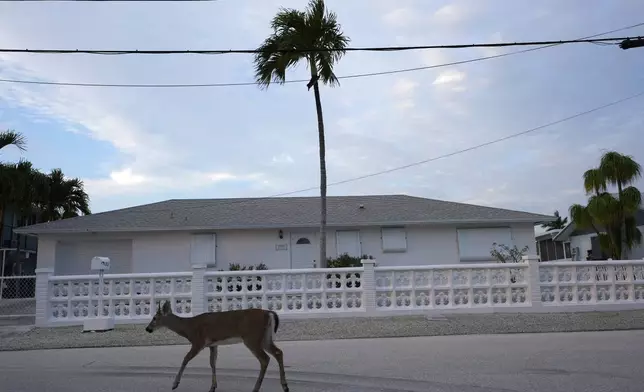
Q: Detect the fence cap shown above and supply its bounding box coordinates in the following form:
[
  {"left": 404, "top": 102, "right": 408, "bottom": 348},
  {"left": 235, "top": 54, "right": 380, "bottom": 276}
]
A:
[
  {"left": 361, "top": 259, "right": 377, "bottom": 265},
  {"left": 521, "top": 254, "right": 541, "bottom": 262}
]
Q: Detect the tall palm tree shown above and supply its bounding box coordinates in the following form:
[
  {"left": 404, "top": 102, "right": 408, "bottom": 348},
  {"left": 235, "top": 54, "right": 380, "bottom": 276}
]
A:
[
  {"left": 569, "top": 151, "right": 642, "bottom": 259},
  {"left": 541, "top": 210, "right": 568, "bottom": 231},
  {"left": 597, "top": 151, "right": 642, "bottom": 258},
  {"left": 0, "top": 130, "right": 27, "bottom": 153},
  {"left": 253, "top": 0, "right": 350, "bottom": 265},
  {"left": 38, "top": 168, "right": 91, "bottom": 221}
]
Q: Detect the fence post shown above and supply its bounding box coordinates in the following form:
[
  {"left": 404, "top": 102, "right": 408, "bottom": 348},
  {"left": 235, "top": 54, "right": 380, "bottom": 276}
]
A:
[
  {"left": 191, "top": 264, "right": 207, "bottom": 316},
  {"left": 522, "top": 255, "right": 542, "bottom": 308},
  {"left": 34, "top": 268, "right": 53, "bottom": 327},
  {"left": 360, "top": 259, "right": 377, "bottom": 314}
]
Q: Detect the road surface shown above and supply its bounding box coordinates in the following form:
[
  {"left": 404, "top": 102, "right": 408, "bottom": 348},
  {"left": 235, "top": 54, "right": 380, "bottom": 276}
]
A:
[{"left": 2, "top": 330, "right": 643, "bottom": 392}]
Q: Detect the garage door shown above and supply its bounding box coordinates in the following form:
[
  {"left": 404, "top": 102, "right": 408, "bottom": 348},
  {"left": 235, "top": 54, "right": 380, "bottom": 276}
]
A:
[
  {"left": 55, "top": 240, "right": 133, "bottom": 275},
  {"left": 457, "top": 228, "right": 512, "bottom": 262}
]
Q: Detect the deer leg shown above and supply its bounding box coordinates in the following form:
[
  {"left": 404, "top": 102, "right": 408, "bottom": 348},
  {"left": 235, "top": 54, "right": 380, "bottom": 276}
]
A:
[
  {"left": 172, "top": 344, "right": 202, "bottom": 390},
  {"left": 265, "top": 342, "right": 289, "bottom": 392},
  {"left": 208, "top": 346, "right": 218, "bottom": 392},
  {"left": 243, "top": 340, "right": 270, "bottom": 392}
]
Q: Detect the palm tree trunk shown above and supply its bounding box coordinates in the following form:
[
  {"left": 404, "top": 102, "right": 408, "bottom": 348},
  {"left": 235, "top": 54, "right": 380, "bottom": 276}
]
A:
[
  {"left": 309, "top": 64, "right": 327, "bottom": 268},
  {"left": 617, "top": 181, "right": 628, "bottom": 260}
]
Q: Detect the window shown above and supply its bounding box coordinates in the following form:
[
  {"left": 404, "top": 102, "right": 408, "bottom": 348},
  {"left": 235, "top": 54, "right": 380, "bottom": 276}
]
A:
[
  {"left": 190, "top": 234, "right": 216, "bottom": 267},
  {"left": 381, "top": 227, "right": 407, "bottom": 252},
  {"left": 564, "top": 242, "right": 572, "bottom": 259},
  {"left": 457, "top": 227, "right": 513, "bottom": 262},
  {"left": 336, "top": 230, "right": 361, "bottom": 257},
  {"left": 295, "top": 238, "right": 311, "bottom": 245}
]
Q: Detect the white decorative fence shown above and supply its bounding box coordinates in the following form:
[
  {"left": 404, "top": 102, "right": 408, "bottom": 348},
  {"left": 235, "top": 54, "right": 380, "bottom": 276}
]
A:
[{"left": 33, "top": 256, "right": 644, "bottom": 327}]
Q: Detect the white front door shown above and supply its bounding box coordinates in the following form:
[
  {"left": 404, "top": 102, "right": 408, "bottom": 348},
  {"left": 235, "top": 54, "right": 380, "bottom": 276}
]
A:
[{"left": 290, "top": 233, "right": 316, "bottom": 269}]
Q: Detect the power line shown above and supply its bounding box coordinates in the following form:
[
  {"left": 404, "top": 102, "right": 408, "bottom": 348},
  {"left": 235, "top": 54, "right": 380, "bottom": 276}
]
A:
[
  {"left": 105, "top": 88, "right": 644, "bottom": 214},
  {"left": 1, "top": 22, "right": 643, "bottom": 89},
  {"left": 0, "top": 36, "right": 635, "bottom": 56}
]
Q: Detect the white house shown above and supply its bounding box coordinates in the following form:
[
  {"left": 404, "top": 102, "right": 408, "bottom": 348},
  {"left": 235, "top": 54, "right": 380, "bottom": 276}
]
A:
[
  {"left": 15, "top": 195, "right": 554, "bottom": 275},
  {"left": 549, "top": 206, "right": 644, "bottom": 261}
]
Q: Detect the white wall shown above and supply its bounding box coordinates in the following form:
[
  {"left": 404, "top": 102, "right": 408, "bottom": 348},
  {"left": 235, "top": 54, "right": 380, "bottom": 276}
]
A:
[
  {"left": 570, "top": 233, "right": 594, "bottom": 261},
  {"left": 40, "top": 222, "right": 538, "bottom": 274},
  {"left": 325, "top": 223, "right": 535, "bottom": 266},
  {"left": 55, "top": 239, "right": 133, "bottom": 275},
  {"left": 629, "top": 225, "right": 644, "bottom": 260}
]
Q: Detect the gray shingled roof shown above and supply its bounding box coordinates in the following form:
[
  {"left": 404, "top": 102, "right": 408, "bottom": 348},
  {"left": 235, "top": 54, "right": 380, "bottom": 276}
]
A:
[{"left": 15, "top": 195, "right": 555, "bottom": 234}]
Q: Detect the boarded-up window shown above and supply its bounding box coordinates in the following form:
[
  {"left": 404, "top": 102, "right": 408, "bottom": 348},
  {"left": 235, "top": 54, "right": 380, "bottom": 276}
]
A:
[
  {"left": 457, "top": 228, "right": 513, "bottom": 262},
  {"left": 190, "top": 234, "right": 216, "bottom": 267},
  {"left": 381, "top": 227, "right": 407, "bottom": 252},
  {"left": 336, "top": 230, "right": 361, "bottom": 257}
]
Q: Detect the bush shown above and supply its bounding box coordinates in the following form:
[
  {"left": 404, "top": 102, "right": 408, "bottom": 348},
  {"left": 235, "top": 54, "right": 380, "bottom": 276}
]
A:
[
  {"left": 489, "top": 243, "right": 528, "bottom": 264},
  {"left": 326, "top": 253, "right": 373, "bottom": 268},
  {"left": 216, "top": 263, "right": 268, "bottom": 292},
  {"left": 325, "top": 253, "right": 373, "bottom": 289}
]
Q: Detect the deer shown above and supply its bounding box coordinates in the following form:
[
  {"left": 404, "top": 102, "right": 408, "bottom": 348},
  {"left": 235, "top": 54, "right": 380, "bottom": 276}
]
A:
[{"left": 145, "top": 301, "right": 289, "bottom": 392}]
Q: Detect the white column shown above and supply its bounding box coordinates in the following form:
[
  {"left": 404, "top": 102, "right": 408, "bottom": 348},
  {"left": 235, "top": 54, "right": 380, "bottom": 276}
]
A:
[
  {"left": 522, "top": 254, "right": 542, "bottom": 308},
  {"left": 360, "top": 259, "right": 377, "bottom": 314},
  {"left": 191, "top": 264, "right": 207, "bottom": 316},
  {"left": 36, "top": 237, "right": 57, "bottom": 270},
  {"left": 34, "top": 268, "right": 53, "bottom": 327}
]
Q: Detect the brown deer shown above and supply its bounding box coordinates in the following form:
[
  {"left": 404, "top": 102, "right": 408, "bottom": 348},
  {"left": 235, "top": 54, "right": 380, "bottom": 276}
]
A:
[{"left": 145, "top": 301, "right": 289, "bottom": 392}]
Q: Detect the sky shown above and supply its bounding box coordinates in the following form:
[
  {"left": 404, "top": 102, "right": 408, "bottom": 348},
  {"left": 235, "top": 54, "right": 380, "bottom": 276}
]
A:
[{"left": 0, "top": 0, "right": 643, "bottom": 234}]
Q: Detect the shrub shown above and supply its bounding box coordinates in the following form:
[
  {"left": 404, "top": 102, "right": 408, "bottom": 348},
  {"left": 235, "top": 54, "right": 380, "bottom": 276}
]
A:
[
  {"left": 216, "top": 263, "right": 268, "bottom": 292},
  {"left": 489, "top": 243, "right": 529, "bottom": 264},
  {"left": 325, "top": 253, "right": 373, "bottom": 288}
]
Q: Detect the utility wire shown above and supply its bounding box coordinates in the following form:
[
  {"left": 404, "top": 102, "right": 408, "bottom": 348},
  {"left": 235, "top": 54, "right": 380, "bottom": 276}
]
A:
[
  {"left": 106, "top": 89, "right": 644, "bottom": 214},
  {"left": 1, "top": 22, "right": 643, "bottom": 89},
  {"left": 0, "top": 36, "right": 636, "bottom": 55}
]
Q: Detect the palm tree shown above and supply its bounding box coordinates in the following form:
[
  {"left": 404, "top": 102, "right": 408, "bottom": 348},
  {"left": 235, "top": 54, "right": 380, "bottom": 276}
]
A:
[
  {"left": 596, "top": 151, "right": 642, "bottom": 258},
  {"left": 0, "top": 160, "right": 43, "bottom": 245},
  {"left": 38, "top": 168, "right": 91, "bottom": 222},
  {"left": 541, "top": 210, "right": 568, "bottom": 231},
  {"left": 0, "top": 130, "right": 27, "bottom": 153},
  {"left": 253, "top": 0, "right": 350, "bottom": 265},
  {"left": 569, "top": 151, "right": 642, "bottom": 259}
]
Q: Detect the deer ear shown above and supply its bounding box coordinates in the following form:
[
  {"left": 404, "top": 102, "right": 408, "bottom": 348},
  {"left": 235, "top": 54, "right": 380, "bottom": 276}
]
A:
[{"left": 162, "top": 301, "right": 172, "bottom": 315}]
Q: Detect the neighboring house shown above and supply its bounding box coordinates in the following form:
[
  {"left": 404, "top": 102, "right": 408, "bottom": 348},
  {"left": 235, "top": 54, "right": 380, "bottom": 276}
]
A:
[
  {"left": 2, "top": 206, "right": 39, "bottom": 251},
  {"left": 15, "top": 195, "right": 554, "bottom": 276},
  {"left": 550, "top": 206, "right": 644, "bottom": 261},
  {"left": 535, "top": 229, "right": 573, "bottom": 261}
]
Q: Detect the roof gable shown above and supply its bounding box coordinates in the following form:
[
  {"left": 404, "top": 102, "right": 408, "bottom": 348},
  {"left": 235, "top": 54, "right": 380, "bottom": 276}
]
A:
[{"left": 15, "top": 194, "right": 555, "bottom": 234}]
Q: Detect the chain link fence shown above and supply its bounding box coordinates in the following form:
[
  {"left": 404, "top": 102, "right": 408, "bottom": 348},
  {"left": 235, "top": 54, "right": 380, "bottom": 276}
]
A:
[{"left": 0, "top": 276, "right": 36, "bottom": 323}]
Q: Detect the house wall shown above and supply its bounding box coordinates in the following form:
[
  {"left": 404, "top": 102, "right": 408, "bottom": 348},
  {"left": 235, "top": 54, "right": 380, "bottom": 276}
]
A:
[
  {"left": 567, "top": 225, "right": 644, "bottom": 261},
  {"left": 37, "top": 223, "right": 537, "bottom": 275}
]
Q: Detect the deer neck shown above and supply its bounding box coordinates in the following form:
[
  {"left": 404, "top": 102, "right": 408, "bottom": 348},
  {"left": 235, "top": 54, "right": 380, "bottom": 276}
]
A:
[{"left": 164, "top": 314, "right": 191, "bottom": 339}]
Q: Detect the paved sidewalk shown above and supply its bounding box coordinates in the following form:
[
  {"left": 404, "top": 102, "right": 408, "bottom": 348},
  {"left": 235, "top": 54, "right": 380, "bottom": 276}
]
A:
[{"left": 2, "top": 309, "right": 644, "bottom": 351}]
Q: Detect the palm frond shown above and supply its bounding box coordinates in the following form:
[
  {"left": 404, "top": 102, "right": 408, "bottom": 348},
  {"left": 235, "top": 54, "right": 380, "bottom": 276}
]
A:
[
  {"left": 583, "top": 168, "right": 606, "bottom": 195},
  {"left": 599, "top": 150, "right": 642, "bottom": 187},
  {"left": 620, "top": 186, "right": 643, "bottom": 213},
  {"left": 0, "top": 130, "right": 27, "bottom": 152}
]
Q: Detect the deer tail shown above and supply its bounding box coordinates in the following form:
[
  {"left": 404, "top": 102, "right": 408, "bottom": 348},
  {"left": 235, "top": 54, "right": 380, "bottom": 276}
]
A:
[{"left": 268, "top": 310, "right": 280, "bottom": 333}]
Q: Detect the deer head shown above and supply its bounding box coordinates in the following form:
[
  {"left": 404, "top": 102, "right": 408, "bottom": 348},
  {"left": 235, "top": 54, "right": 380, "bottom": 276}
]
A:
[{"left": 145, "top": 301, "right": 173, "bottom": 333}]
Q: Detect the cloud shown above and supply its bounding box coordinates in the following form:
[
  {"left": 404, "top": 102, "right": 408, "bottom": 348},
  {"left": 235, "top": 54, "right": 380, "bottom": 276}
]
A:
[
  {"left": 392, "top": 78, "right": 419, "bottom": 97},
  {"left": 272, "top": 153, "right": 295, "bottom": 164},
  {"left": 432, "top": 3, "right": 471, "bottom": 24},
  {"left": 382, "top": 8, "right": 416, "bottom": 27},
  {"left": 433, "top": 70, "right": 467, "bottom": 85}
]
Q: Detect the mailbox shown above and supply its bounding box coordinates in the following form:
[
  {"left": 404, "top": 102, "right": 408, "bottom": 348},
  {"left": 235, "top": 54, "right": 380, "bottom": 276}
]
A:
[
  {"left": 90, "top": 256, "right": 111, "bottom": 271},
  {"left": 83, "top": 256, "right": 114, "bottom": 333}
]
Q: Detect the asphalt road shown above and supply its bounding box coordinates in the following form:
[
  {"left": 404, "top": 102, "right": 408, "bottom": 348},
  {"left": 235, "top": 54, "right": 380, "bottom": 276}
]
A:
[{"left": 1, "top": 330, "right": 643, "bottom": 392}]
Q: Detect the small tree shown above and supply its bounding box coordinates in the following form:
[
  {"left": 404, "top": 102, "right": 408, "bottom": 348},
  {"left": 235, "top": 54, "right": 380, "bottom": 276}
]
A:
[{"left": 490, "top": 243, "right": 529, "bottom": 263}]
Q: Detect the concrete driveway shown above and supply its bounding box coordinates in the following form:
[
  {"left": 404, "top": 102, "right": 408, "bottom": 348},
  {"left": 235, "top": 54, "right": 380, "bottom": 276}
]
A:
[{"left": 1, "top": 330, "right": 643, "bottom": 391}]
